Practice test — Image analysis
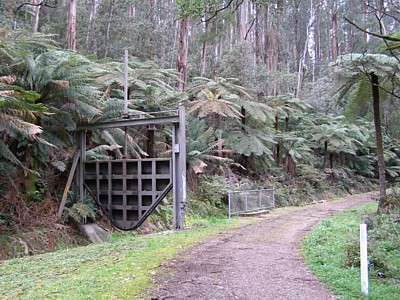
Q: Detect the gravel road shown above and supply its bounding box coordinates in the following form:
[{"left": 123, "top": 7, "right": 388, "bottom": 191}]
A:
[{"left": 150, "top": 193, "right": 375, "bottom": 300}]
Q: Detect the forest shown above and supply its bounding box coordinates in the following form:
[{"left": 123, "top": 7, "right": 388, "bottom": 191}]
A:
[{"left": 0, "top": 0, "right": 400, "bottom": 254}]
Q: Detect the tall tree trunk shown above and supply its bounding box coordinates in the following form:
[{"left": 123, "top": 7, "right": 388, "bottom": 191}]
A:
[
  {"left": 323, "top": 140, "right": 328, "bottom": 169},
  {"left": 347, "top": 0, "right": 354, "bottom": 52},
  {"left": 238, "top": 0, "right": 249, "bottom": 41},
  {"left": 33, "top": 0, "right": 41, "bottom": 32},
  {"left": 177, "top": 15, "right": 190, "bottom": 92},
  {"left": 67, "top": 0, "right": 77, "bottom": 50},
  {"left": 254, "top": 4, "right": 262, "bottom": 64},
  {"left": 104, "top": 0, "right": 115, "bottom": 59},
  {"left": 85, "top": 0, "right": 99, "bottom": 53},
  {"left": 371, "top": 73, "right": 387, "bottom": 212},
  {"left": 200, "top": 22, "right": 209, "bottom": 77},
  {"left": 362, "top": 0, "right": 367, "bottom": 42},
  {"left": 315, "top": 0, "right": 321, "bottom": 64},
  {"left": 331, "top": 10, "right": 339, "bottom": 60},
  {"left": 294, "top": 0, "right": 300, "bottom": 72}
]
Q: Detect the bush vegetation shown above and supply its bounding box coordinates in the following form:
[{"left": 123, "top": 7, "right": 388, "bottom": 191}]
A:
[{"left": 302, "top": 200, "right": 400, "bottom": 300}]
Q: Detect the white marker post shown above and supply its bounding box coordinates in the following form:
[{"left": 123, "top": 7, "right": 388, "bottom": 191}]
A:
[{"left": 360, "top": 224, "right": 369, "bottom": 296}]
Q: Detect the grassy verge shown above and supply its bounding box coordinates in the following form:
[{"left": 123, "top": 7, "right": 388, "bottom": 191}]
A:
[
  {"left": 0, "top": 217, "right": 248, "bottom": 299},
  {"left": 301, "top": 201, "right": 400, "bottom": 300}
]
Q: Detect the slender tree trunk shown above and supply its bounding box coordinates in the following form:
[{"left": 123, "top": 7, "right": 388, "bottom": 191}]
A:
[
  {"left": 177, "top": 15, "right": 190, "bottom": 91},
  {"left": 104, "top": 0, "right": 115, "bottom": 59},
  {"left": 33, "top": 0, "right": 41, "bottom": 32},
  {"left": 331, "top": 10, "right": 339, "bottom": 60},
  {"left": 315, "top": 0, "right": 321, "bottom": 64},
  {"left": 241, "top": 106, "right": 246, "bottom": 131},
  {"left": 275, "top": 115, "right": 280, "bottom": 165},
  {"left": 85, "top": 0, "right": 99, "bottom": 53},
  {"left": 200, "top": 22, "right": 209, "bottom": 77},
  {"left": 294, "top": 0, "right": 300, "bottom": 72},
  {"left": 255, "top": 4, "right": 262, "bottom": 64},
  {"left": 371, "top": 73, "right": 387, "bottom": 212},
  {"left": 323, "top": 140, "right": 328, "bottom": 169},
  {"left": 362, "top": 0, "right": 367, "bottom": 42},
  {"left": 67, "top": 0, "right": 77, "bottom": 50},
  {"left": 238, "top": 0, "right": 249, "bottom": 41},
  {"left": 217, "top": 114, "right": 223, "bottom": 157},
  {"left": 347, "top": 0, "right": 354, "bottom": 52}
]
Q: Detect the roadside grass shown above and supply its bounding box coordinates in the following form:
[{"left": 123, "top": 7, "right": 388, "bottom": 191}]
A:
[
  {"left": 0, "top": 217, "right": 247, "bottom": 300},
  {"left": 301, "top": 201, "right": 400, "bottom": 300}
]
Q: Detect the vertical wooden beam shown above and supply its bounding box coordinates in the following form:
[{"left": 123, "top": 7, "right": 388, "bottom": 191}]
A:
[
  {"left": 172, "top": 106, "right": 186, "bottom": 229},
  {"left": 57, "top": 151, "right": 80, "bottom": 218}
]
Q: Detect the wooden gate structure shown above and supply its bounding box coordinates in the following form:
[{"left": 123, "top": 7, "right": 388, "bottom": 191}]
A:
[{"left": 57, "top": 106, "right": 186, "bottom": 230}]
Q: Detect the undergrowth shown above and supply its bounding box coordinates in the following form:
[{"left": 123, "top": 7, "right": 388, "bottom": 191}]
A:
[{"left": 302, "top": 201, "right": 400, "bottom": 300}]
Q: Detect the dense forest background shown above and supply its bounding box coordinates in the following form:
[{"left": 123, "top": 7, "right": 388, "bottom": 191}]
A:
[{"left": 0, "top": 0, "right": 399, "bottom": 244}]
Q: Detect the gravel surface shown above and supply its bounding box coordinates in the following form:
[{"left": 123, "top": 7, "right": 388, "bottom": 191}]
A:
[{"left": 150, "top": 193, "right": 376, "bottom": 300}]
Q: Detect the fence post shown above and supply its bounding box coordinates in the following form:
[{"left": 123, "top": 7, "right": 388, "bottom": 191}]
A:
[
  {"left": 259, "top": 190, "right": 262, "bottom": 208},
  {"left": 228, "top": 192, "right": 231, "bottom": 218},
  {"left": 245, "top": 191, "right": 248, "bottom": 212},
  {"left": 272, "top": 189, "right": 275, "bottom": 208},
  {"left": 360, "top": 224, "right": 369, "bottom": 296}
]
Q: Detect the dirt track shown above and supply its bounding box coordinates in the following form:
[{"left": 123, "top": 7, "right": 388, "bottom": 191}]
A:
[{"left": 150, "top": 193, "right": 376, "bottom": 300}]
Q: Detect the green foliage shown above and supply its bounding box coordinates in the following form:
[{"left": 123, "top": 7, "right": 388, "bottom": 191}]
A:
[
  {"left": 302, "top": 201, "right": 400, "bottom": 300},
  {"left": 65, "top": 197, "right": 99, "bottom": 224},
  {"left": 189, "top": 175, "right": 229, "bottom": 217},
  {"left": 346, "top": 212, "right": 400, "bottom": 281}
]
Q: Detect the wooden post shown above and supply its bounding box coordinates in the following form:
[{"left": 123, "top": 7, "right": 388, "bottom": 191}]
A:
[{"left": 360, "top": 224, "right": 369, "bottom": 295}]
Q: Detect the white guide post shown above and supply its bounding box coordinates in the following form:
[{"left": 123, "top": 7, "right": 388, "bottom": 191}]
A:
[{"left": 360, "top": 223, "right": 369, "bottom": 296}]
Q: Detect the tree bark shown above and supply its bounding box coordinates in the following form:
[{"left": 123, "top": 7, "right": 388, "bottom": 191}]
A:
[
  {"left": 323, "top": 140, "right": 328, "bottom": 169},
  {"left": 85, "top": 0, "right": 99, "bottom": 54},
  {"left": 33, "top": 0, "right": 41, "bottom": 32},
  {"left": 294, "top": 0, "right": 300, "bottom": 72},
  {"left": 104, "top": 0, "right": 116, "bottom": 59},
  {"left": 275, "top": 115, "right": 280, "bottom": 165},
  {"left": 238, "top": 0, "right": 249, "bottom": 41},
  {"left": 331, "top": 10, "right": 339, "bottom": 60},
  {"left": 200, "top": 22, "right": 209, "bottom": 77},
  {"left": 254, "top": 3, "right": 262, "bottom": 64},
  {"left": 362, "top": 0, "right": 367, "bottom": 42},
  {"left": 67, "top": 0, "right": 77, "bottom": 50},
  {"left": 371, "top": 72, "right": 387, "bottom": 212},
  {"left": 177, "top": 15, "right": 190, "bottom": 92}
]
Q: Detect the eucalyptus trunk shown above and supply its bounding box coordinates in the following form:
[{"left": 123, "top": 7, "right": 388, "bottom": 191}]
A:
[
  {"left": 104, "top": 0, "right": 115, "bottom": 59},
  {"left": 177, "top": 15, "right": 189, "bottom": 92},
  {"left": 33, "top": 0, "right": 41, "bottom": 32},
  {"left": 67, "top": 0, "right": 77, "bottom": 50},
  {"left": 331, "top": 10, "right": 338, "bottom": 60},
  {"left": 238, "top": 0, "right": 249, "bottom": 41},
  {"left": 371, "top": 73, "right": 387, "bottom": 212}
]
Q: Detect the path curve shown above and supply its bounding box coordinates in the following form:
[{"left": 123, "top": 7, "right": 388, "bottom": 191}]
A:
[{"left": 150, "top": 193, "right": 376, "bottom": 300}]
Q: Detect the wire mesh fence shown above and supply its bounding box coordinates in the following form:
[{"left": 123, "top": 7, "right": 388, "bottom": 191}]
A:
[{"left": 228, "top": 189, "right": 275, "bottom": 218}]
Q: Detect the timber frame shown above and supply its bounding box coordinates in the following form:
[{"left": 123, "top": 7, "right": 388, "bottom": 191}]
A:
[{"left": 57, "top": 106, "right": 186, "bottom": 230}]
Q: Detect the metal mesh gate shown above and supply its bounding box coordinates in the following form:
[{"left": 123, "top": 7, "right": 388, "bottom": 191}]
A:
[{"left": 228, "top": 189, "right": 275, "bottom": 217}]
